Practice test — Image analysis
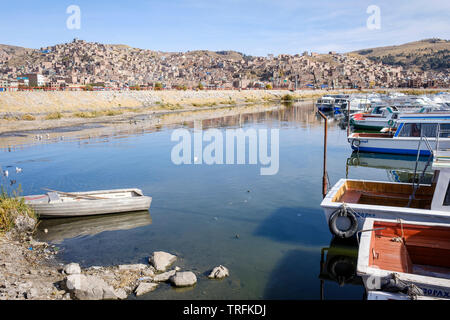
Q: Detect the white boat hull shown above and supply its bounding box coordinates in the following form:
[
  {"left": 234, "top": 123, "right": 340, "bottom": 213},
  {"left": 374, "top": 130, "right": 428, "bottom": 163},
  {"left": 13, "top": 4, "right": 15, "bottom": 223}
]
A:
[
  {"left": 320, "top": 179, "right": 450, "bottom": 233},
  {"left": 24, "top": 188, "right": 152, "bottom": 218},
  {"left": 348, "top": 135, "right": 450, "bottom": 156}
]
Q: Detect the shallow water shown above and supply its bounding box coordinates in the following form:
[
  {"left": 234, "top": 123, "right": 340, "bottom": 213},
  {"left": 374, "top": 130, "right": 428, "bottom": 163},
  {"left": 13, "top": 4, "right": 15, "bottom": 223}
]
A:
[{"left": 0, "top": 103, "right": 430, "bottom": 300}]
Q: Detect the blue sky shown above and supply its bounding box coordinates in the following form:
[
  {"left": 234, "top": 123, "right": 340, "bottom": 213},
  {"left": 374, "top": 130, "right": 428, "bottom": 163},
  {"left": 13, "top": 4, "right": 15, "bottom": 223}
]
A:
[{"left": 0, "top": 0, "right": 448, "bottom": 55}]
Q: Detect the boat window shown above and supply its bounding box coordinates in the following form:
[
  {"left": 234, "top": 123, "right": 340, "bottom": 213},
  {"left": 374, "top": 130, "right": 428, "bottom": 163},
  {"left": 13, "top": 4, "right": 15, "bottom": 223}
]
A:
[
  {"left": 398, "top": 123, "right": 421, "bottom": 137},
  {"left": 443, "top": 182, "right": 450, "bottom": 206},
  {"left": 439, "top": 124, "right": 450, "bottom": 138},
  {"left": 421, "top": 124, "right": 438, "bottom": 138}
]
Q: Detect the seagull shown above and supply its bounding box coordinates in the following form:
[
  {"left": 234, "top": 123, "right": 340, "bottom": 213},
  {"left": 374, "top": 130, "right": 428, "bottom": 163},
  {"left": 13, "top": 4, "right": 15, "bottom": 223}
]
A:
[
  {"left": 10, "top": 180, "right": 16, "bottom": 186},
  {"left": 3, "top": 170, "right": 8, "bottom": 178},
  {"left": 16, "top": 167, "right": 22, "bottom": 173}
]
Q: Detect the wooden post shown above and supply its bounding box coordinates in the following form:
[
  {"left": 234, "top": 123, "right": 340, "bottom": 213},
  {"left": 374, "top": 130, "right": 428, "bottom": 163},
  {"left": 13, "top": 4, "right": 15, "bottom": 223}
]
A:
[
  {"left": 318, "top": 110, "right": 328, "bottom": 198},
  {"left": 347, "top": 100, "right": 351, "bottom": 136}
]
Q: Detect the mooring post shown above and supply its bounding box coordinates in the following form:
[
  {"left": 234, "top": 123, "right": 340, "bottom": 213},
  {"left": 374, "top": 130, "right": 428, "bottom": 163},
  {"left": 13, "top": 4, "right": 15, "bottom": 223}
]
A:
[
  {"left": 347, "top": 100, "right": 351, "bottom": 137},
  {"left": 318, "top": 110, "right": 328, "bottom": 198}
]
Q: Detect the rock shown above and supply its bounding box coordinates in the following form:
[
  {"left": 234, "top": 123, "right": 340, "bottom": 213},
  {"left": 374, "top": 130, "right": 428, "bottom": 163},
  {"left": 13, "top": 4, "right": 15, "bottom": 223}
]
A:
[
  {"left": 208, "top": 265, "right": 229, "bottom": 279},
  {"left": 118, "top": 264, "right": 148, "bottom": 272},
  {"left": 65, "top": 274, "right": 119, "bottom": 300},
  {"left": 13, "top": 215, "right": 36, "bottom": 233},
  {"left": 63, "top": 263, "right": 81, "bottom": 275},
  {"left": 134, "top": 283, "right": 158, "bottom": 296},
  {"left": 149, "top": 251, "right": 177, "bottom": 272},
  {"left": 170, "top": 272, "right": 197, "bottom": 287},
  {"left": 153, "top": 270, "right": 176, "bottom": 282},
  {"left": 114, "top": 288, "right": 128, "bottom": 300}
]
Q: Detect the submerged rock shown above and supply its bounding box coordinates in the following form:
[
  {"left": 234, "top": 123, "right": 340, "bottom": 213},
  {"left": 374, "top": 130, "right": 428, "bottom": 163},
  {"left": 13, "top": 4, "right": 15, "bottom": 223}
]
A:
[
  {"left": 63, "top": 263, "right": 81, "bottom": 275},
  {"left": 208, "top": 265, "right": 229, "bottom": 279},
  {"left": 134, "top": 283, "right": 158, "bottom": 296},
  {"left": 65, "top": 274, "right": 119, "bottom": 300},
  {"left": 170, "top": 272, "right": 197, "bottom": 287},
  {"left": 149, "top": 251, "right": 177, "bottom": 272}
]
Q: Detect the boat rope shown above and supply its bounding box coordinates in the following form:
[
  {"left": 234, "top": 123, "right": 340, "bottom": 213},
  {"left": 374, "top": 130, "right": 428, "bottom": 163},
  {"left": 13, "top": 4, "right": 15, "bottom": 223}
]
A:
[{"left": 381, "top": 273, "right": 424, "bottom": 298}]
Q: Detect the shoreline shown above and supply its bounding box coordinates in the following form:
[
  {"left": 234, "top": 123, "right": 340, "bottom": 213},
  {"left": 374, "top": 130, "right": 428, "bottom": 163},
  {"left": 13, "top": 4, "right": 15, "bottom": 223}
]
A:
[{"left": 0, "top": 101, "right": 305, "bottom": 149}]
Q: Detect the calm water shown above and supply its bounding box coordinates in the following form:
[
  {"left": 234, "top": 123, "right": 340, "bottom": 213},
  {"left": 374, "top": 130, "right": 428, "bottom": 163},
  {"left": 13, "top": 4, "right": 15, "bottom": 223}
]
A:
[{"left": 0, "top": 103, "right": 430, "bottom": 300}]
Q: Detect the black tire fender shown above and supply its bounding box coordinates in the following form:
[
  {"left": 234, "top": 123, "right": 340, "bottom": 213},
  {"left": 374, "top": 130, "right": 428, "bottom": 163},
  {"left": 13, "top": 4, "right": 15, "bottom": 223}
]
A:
[
  {"left": 329, "top": 208, "right": 359, "bottom": 239},
  {"left": 351, "top": 139, "right": 361, "bottom": 148}
]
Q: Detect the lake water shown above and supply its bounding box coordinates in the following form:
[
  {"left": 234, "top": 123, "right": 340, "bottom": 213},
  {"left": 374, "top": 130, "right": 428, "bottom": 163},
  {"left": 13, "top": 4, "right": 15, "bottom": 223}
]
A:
[{"left": 0, "top": 103, "right": 431, "bottom": 300}]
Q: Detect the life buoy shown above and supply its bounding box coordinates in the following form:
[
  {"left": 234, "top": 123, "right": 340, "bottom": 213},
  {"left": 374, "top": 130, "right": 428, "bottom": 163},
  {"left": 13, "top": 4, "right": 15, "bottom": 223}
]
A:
[
  {"left": 351, "top": 139, "right": 361, "bottom": 149},
  {"left": 328, "top": 207, "right": 359, "bottom": 238},
  {"left": 388, "top": 119, "right": 395, "bottom": 127}
]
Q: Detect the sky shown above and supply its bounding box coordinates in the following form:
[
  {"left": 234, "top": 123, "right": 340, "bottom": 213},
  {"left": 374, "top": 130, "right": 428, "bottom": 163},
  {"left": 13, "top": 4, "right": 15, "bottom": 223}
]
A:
[{"left": 0, "top": 0, "right": 449, "bottom": 56}]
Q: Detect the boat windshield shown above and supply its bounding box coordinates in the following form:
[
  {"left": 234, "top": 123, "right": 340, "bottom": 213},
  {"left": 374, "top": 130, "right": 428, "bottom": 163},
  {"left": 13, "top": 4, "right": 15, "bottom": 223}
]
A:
[{"left": 397, "top": 123, "right": 450, "bottom": 138}]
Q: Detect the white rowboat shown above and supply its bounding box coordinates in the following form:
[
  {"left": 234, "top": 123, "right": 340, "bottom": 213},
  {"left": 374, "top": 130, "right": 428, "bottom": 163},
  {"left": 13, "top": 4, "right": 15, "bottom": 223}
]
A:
[{"left": 24, "top": 188, "right": 152, "bottom": 218}]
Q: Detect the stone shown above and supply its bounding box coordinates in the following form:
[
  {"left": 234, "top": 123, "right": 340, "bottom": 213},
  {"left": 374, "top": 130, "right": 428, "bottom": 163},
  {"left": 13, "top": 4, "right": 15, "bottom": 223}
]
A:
[
  {"left": 63, "top": 263, "right": 81, "bottom": 275},
  {"left": 65, "top": 274, "right": 118, "bottom": 300},
  {"left": 13, "top": 215, "right": 36, "bottom": 233},
  {"left": 208, "top": 265, "right": 229, "bottom": 279},
  {"left": 114, "top": 288, "right": 128, "bottom": 300},
  {"left": 149, "top": 251, "right": 177, "bottom": 272},
  {"left": 118, "top": 264, "right": 148, "bottom": 271},
  {"left": 134, "top": 283, "right": 158, "bottom": 296},
  {"left": 170, "top": 272, "right": 197, "bottom": 287},
  {"left": 153, "top": 270, "right": 176, "bottom": 282}
]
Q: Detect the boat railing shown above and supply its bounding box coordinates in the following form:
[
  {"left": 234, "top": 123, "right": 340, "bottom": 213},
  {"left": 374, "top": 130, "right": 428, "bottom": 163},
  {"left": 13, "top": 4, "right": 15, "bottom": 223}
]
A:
[
  {"left": 436, "top": 124, "right": 450, "bottom": 153},
  {"left": 408, "top": 134, "right": 434, "bottom": 207}
]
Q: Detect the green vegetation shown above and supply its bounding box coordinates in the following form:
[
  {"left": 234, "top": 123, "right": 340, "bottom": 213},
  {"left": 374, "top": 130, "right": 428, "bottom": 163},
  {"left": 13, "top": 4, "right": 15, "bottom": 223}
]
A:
[
  {"left": 154, "top": 82, "right": 163, "bottom": 90},
  {"left": 0, "top": 187, "right": 36, "bottom": 234},
  {"left": 265, "top": 84, "right": 273, "bottom": 90}
]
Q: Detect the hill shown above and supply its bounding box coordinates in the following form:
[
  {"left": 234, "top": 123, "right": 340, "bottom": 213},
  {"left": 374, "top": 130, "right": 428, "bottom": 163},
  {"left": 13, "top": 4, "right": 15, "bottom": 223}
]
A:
[{"left": 351, "top": 38, "right": 450, "bottom": 71}]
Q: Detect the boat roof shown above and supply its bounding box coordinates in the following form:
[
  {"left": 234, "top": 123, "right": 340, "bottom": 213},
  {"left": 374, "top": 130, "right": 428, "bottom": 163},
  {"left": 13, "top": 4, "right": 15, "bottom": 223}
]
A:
[{"left": 397, "top": 113, "right": 450, "bottom": 124}]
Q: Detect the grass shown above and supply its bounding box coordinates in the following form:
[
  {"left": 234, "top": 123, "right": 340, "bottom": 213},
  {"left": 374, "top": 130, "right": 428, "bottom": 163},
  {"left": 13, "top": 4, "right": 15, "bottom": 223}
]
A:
[
  {"left": 45, "top": 112, "right": 63, "bottom": 120},
  {"left": 281, "top": 94, "right": 295, "bottom": 101},
  {"left": 21, "top": 114, "right": 36, "bottom": 121},
  {"left": 192, "top": 102, "right": 218, "bottom": 107},
  {"left": 73, "top": 109, "right": 124, "bottom": 118},
  {"left": 0, "top": 187, "right": 36, "bottom": 234}
]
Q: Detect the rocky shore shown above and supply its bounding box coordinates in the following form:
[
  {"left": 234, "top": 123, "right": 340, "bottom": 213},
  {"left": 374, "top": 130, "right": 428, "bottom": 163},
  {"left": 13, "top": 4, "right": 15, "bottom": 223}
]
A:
[{"left": 0, "top": 219, "right": 229, "bottom": 300}]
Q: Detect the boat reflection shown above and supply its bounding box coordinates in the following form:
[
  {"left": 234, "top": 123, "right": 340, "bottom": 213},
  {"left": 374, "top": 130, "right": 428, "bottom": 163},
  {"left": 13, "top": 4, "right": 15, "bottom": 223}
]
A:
[
  {"left": 346, "top": 152, "right": 433, "bottom": 184},
  {"left": 35, "top": 210, "right": 152, "bottom": 243},
  {"left": 319, "top": 237, "right": 363, "bottom": 299}
]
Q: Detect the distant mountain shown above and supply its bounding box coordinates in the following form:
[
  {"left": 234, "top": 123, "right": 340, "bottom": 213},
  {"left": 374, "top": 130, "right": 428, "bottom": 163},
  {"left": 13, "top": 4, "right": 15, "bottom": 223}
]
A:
[{"left": 350, "top": 38, "right": 450, "bottom": 71}]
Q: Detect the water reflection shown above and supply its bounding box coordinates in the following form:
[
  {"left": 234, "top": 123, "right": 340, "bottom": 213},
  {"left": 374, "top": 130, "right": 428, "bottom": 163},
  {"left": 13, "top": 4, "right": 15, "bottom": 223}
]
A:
[
  {"left": 346, "top": 152, "right": 433, "bottom": 184},
  {"left": 35, "top": 211, "right": 152, "bottom": 244},
  {"left": 319, "top": 237, "right": 365, "bottom": 300}
]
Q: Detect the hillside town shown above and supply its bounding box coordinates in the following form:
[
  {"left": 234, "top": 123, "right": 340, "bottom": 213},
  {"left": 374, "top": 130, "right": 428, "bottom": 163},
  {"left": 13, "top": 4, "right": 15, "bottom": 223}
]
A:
[{"left": 0, "top": 39, "right": 449, "bottom": 91}]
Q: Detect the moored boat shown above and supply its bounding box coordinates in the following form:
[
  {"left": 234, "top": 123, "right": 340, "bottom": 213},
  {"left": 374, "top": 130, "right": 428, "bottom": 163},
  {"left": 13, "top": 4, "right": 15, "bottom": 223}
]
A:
[
  {"left": 320, "top": 148, "right": 450, "bottom": 239},
  {"left": 357, "top": 218, "right": 450, "bottom": 299},
  {"left": 350, "top": 107, "right": 398, "bottom": 131},
  {"left": 24, "top": 188, "right": 152, "bottom": 218},
  {"left": 348, "top": 113, "right": 450, "bottom": 155},
  {"left": 316, "top": 96, "right": 335, "bottom": 112}
]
